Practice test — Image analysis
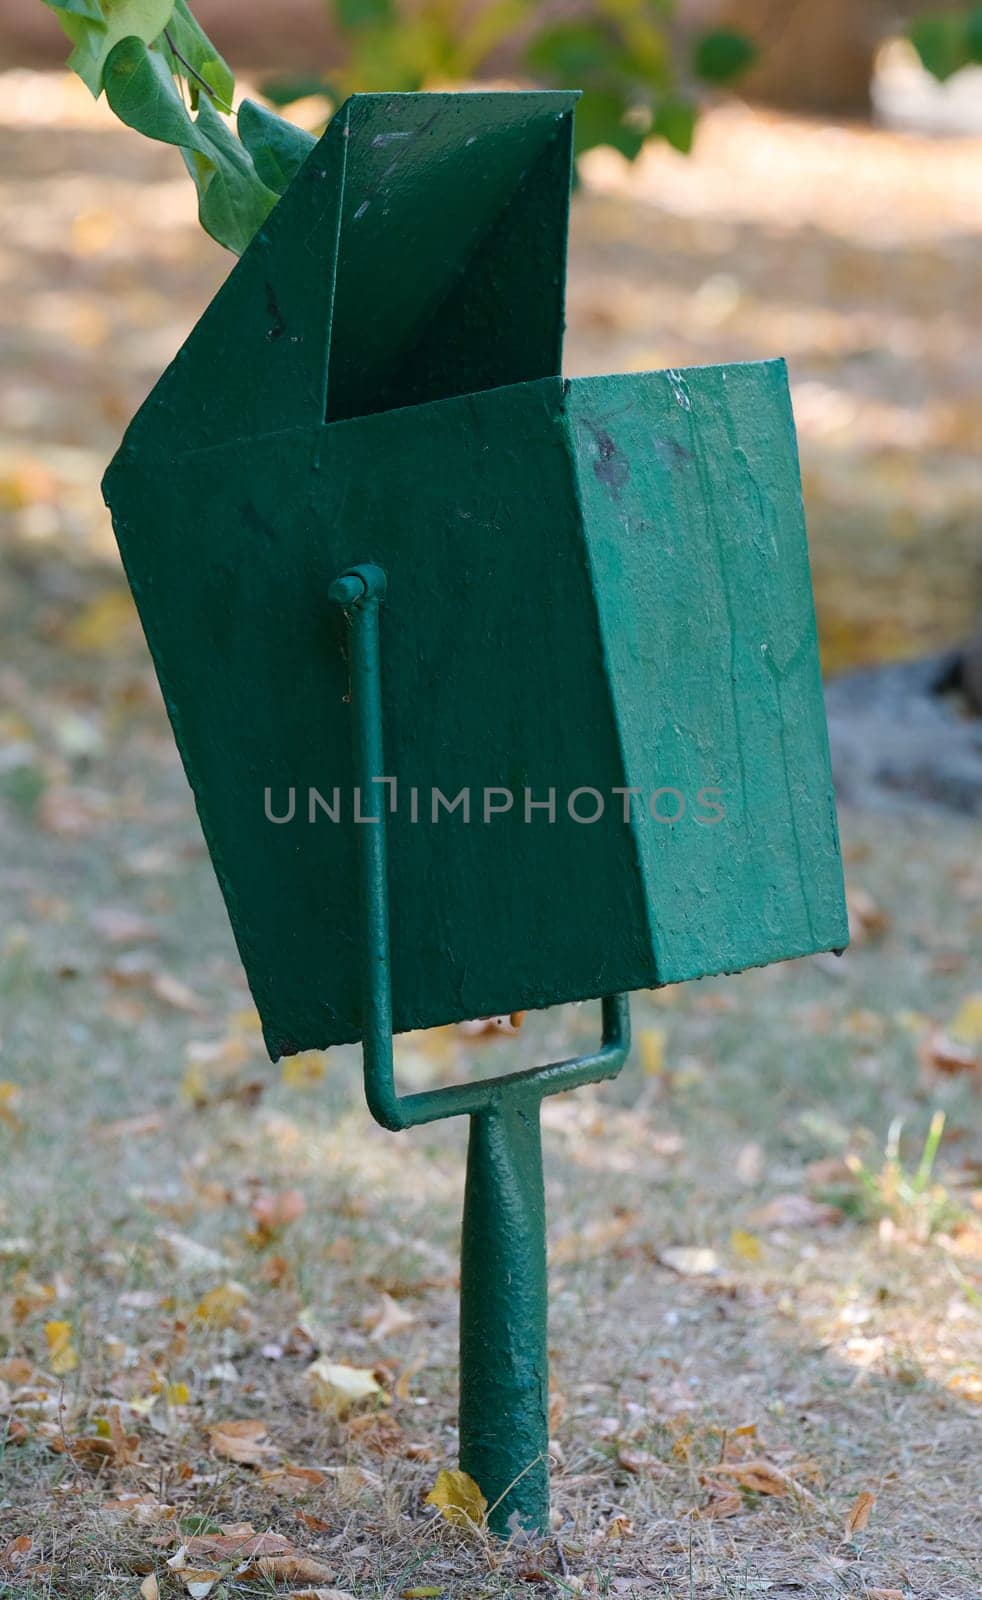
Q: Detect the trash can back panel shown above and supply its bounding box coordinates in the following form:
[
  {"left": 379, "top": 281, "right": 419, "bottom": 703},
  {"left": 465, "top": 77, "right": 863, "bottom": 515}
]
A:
[
  {"left": 106, "top": 376, "right": 657, "bottom": 1056},
  {"left": 566, "top": 360, "right": 849, "bottom": 977},
  {"left": 326, "top": 91, "right": 578, "bottom": 422}
]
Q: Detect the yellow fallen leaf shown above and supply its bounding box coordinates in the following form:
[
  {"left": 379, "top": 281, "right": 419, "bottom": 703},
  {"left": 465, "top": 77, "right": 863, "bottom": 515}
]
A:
[
  {"left": 949, "top": 993, "right": 982, "bottom": 1045},
  {"left": 730, "top": 1229, "right": 762, "bottom": 1262},
  {"left": 946, "top": 1369, "right": 982, "bottom": 1403},
  {"left": 195, "top": 1282, "right": 249, "bottom": 1327},
  {"left": 0, "top": 1083, "right": 23, "bottom": 1132},
  {"left": 638, "top": 1027, "right": 665, "bottom": 1075},
  {"left": 45, "top": 1319, "right": 78, "bottom": 1376},
  {"left": 64, "top": 589, "right": 137, "bottom": 653},
  {"left": 425, "top": 1467, "right": 487, "bottom": 1528},
  {"left": 165, "top": 1382, "right": 191, "bottom": 1405},
  {"left": 208, "top": 1419, "right": 276, "bottom": 1465},
  {"left": 281, "top": 1051, "right": 327, "bottom": 1088},
  {"left": 844, "top": 1488, "right": 875, "bottom": 1536},
  {"left": 402, "top": 1589, "right": 444, "bottom": 1598},
  {"left": 307, "top": 1359, "right": 383, "bottom": 1414}
]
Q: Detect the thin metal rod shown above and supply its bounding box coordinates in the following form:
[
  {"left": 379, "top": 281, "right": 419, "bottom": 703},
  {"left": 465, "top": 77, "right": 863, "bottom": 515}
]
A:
[{"left": 330, "top": 562, "right": 631, "bottom": 1131}]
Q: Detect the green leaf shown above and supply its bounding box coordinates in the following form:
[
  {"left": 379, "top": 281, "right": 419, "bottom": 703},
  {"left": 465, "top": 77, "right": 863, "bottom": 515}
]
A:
[
  {"left": 189, "top": 97, "right": 279, "bottom": 255},
  {"left": 527, "top": 22, "right": 628, "bottom": 84},
  {"left": 104, "top": 37, "right": 277, "bottom": 253},
  {"left": 693, "top": 28, "right": 757, "bottom": 84},
  {"left": 969, "top": 7, "right": 982, "bottom": 59},
  {"left": 42, "top": 0, "right": 105, "bottom": 22},
  {"left": 65, "top": 0, "right": 175, "bottom": 95},
  {"left": 334, "top": 0, "right": 396, "bottom": 28},
  {"left": 258, "top": 74, "right": 337, "bottom": 107},
  {"left": 238, "top": 100, "right": 317, "bottom": 196},
  {"left": 653, "top": 97, "right": 697, "bottom": 154},
  {"left": 909, "top": 12, "right": 972, "bottom": 80},
  {"left": 104, "top": 31, "right": 194, "bottom": 142},
  {"left": 571, "top": 87, "right": 647, "bottom": 161},
  {"left": 157, "top": 0, "right": 234, "bottom": 111}
]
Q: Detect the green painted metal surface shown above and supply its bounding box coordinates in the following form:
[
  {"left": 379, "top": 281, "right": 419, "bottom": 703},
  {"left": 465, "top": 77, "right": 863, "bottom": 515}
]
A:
[
  {"left": 105, "top": 356, "right": 847, "bottom": 1056},
  {"left": 102, "top": 87, "right": 850, "bottom": 1538}
]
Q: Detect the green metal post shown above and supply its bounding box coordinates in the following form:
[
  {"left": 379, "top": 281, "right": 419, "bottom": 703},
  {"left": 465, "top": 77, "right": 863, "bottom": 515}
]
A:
[{"left": 460, "top": 1095, "right": 549, "bottom": 1536}]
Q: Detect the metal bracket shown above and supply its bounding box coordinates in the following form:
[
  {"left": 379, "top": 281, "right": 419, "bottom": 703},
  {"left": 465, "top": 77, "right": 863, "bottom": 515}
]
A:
[{"left": 329, "top": 563, "right": 631, "bottom": 1133}]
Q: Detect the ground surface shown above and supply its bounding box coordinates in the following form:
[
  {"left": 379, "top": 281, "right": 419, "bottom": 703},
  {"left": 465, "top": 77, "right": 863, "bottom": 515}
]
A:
[{"left": 0, "top": 73, "right": 980, "bottom": 1600}]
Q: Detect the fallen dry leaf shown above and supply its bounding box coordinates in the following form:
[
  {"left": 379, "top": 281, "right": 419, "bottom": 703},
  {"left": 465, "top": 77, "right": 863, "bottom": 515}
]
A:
[
  {"left": 288, "top": 1591, "right": 356, "bottom": 1600},
  {"left": 750, "top": 1194, "right": 843, "bottom": 1230},
  {"left": 89, "top": 906, "right": 159, "bottom": 945},
  {"left": 248, "top": 1555, "right": 335, "bottom": 1583},
  {"left": 45, "top": 1318, "right": 79, "bottom": 1375},
  {"left": 426, "top": 1467, "right": 487, "bottom": 1528},
  {"left": 458, "top": 1012, "right": 526, "bottom": 1038},
  {"left": 844, "top": 1488, "right": 876, "bottom": 1536},
  {"left": 307, "top": 1359, "right": 384, "bottom": 1414},
  {"left": 250, "top": 1189, "right": 306, "bottom": 1240},
  {"left": 845, "top": 885, "right": 889, "bottom": 943},
  {"left": 185, "top": 1529, "right": 292, "bottom": 1559},
  {"left": 0, "top": 1083, "right": 24, "bottom": 1132},
  {"left": 208, "top": 1419, "right": 277, "bottom": 1465},
  {"left": 261, "top": 1464, "right": 328, "bottom": 1496},
  {"left": 948, "top": 993, "right": 982, "bottom": 1045},
  {"left": 140, "top": 1577, "right": 159, "bottom": 1600},
  {"left": 920, "top": 1029, "right": 979, "bottom": 1077},
  {"left": 694, "top": 1490, "right": 742, "bottom": 1519},
  {"left": 194, "top": 1282, "right": 249, "bottom": 1328},
  {"left": 660, "top": 1246, "right": 719, "bottom": 1277},
  {"left": 0, "top": 1534, "right": 32, "bottom": 1573},
  {"left": 711, "top": 1457, "right": 818, "bottom": 1502},
  {"left": 638, "top": 1027, "right": 666, "bottom": 1075},
  {"left": 616, "top": 1445, "right": 667, "bottom": 1475},
  {"left": 366, "top": 1292, "right": 416, "bottom": 1342}
]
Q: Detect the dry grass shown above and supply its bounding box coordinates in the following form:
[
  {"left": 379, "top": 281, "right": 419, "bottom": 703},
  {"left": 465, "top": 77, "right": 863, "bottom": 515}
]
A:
[{"left": 1, "top": 73, "right": 980, "bottom": 1600}]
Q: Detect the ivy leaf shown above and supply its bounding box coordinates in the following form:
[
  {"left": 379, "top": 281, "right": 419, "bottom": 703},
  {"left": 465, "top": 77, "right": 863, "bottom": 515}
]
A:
[
  {"left": 334, "top": 0, "right": 397, "bottom": 28},
  {"left": 104, "top": 37, "right": 277, "bottom": 253},
  {"left": 55, "top": 0, "right": 175, "bottom": 95},
  {"left": 104, "top": 31, "right": 193, "bottom": 142},
  {"left": 258, "top": 74, "right": 337, "bottom": 108},
  {"left": 653, "top": 96, "right": 697, "bottom": 154},
  {"left": 238, "top": 100, "right": 317, "bottom": 196},
  {"left": 693, "top": 28, "right": 757, "bottom": 84},
  {"left": 526, "top": 22, "right": 629, "bottom": 84},
  {"left": 909, "top": 14, "right": 967, "bottom": 79},
  {"left": 42, "top": 0, "right": 105, "bottom": 22},
  {"left": 570, "top": 87, "right": 647, "bottom": 161},
  {"left": 185, "top": 98, "right": 279, "bottom": 255}
]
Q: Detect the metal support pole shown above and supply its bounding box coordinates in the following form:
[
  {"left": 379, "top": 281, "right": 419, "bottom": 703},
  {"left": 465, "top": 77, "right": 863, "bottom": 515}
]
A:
[{"left": 460, "top": 1095, "right": 549, "bottom": 1536}]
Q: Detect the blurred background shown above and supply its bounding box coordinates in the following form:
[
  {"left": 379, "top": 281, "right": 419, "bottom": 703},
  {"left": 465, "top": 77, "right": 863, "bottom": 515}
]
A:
[{"left": 0, "top": 4, "right": 980, "bottom": 1596}]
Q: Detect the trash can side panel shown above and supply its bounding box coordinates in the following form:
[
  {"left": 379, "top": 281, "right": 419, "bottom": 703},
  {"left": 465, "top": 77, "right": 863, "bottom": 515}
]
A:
[{"left": 567, "top": 361, "right": 849, "bottom": 981}]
